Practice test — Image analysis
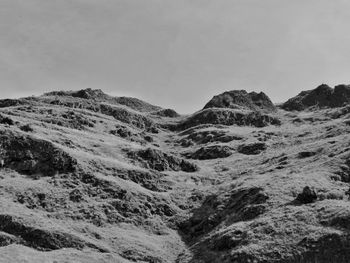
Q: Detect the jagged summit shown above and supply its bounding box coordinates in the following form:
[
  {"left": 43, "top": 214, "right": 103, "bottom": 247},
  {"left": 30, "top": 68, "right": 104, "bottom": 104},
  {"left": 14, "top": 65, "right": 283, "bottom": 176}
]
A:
[
  {"left": 204, "top": 90, "right": 276, "bottom": 112},
  {"left": 43, "top": 88, "right": 162, "bottom": 112},
  {"left": 282, "top": 84, "right": 350, "bottom": 111},
  {"left": 44, "top": 88, "right": 110, "bottom": 100}
]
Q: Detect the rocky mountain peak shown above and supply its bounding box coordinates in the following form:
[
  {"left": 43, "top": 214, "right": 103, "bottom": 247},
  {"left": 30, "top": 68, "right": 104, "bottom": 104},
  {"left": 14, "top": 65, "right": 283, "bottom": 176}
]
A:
[
  {"left": 282, "top": 84, "right": 350, "bottom": 111},
  {"left": 203, "top": 90, "right": 276, "bottom": 112}
]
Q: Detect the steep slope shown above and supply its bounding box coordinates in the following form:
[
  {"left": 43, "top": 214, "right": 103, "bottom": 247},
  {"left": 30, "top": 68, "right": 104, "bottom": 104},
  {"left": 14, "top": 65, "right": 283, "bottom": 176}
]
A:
[
  {"left": 282, "top": 84, "right": 350, "bottom": 111},
  {"left": 1, "top": 89, "right": 350, "bottom": 262}
]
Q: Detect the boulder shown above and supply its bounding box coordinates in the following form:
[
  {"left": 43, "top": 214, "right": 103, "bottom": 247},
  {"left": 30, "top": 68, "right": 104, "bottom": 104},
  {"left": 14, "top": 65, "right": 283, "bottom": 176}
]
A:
[{"left": 296, "top": 186, "right": 317, "bottom": 204}]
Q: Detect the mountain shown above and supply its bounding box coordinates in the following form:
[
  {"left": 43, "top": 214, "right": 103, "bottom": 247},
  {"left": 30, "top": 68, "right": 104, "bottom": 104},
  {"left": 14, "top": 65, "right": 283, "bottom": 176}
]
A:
[
  {"left": 44, "top": 88, "right": 163, "bottom": 112},
  {"left": 204, "top": 90, "right": 277, "bottom": 112},
  {"left": 282, "top": 84, "right": 350, "bottom": 111},
  {"left": 1, "top": 88, "right": 350, "bottom": 262}
]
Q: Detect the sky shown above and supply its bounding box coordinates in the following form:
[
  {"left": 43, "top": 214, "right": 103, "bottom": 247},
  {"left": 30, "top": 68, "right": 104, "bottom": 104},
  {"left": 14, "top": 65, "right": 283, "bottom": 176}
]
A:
[{"left": 1, "top": 0, "right": 350, "bottom": 113}]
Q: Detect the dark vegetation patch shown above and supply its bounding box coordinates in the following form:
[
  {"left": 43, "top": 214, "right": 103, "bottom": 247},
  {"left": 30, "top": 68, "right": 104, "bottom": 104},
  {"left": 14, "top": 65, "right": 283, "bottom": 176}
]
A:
[
  {"left": 179, "top": 187, "right": 268, "bottom": 240},
  {"left": 0, "top": 99, "right": 27, "bottom": 108},
  {"left": 109, "top": 125, "right": 154, "bottom": 144},
  {"left": 237, "top": 142, "right": 267, "bottom": 155},
  {"left": 0, "top": 115, "right": 14, "bottom": 126},
  {"left": 121, "top": 249, "right": 163, "bottom": 263},
  {"left": 0, "top": 131, "right": 77, "bottom": 177},
  {"left": 296, "top": 233, "right": 350, "bottom": 263},
  {"left": 298, "top": 151, "right": 318, "bottom": 158},
  {"left": 330, "top": 157, "right": 350, "bottom": 183},
  {"left": 0, "top": 214, "right": 106, "bottom": 252},
  {"left": 113, "top": 168, "right": 172, "bottom": 192},
  {"left": 295, "top": 186, "right": 318, "bottom": 204},
  {"left": 19, "top": 124, "right": 34, "bottom": 132},
  {"left": 151, "top": 108, "right": 180, "bottom": 118},
  {"left": 179, "top": 129, "right": 243, "bottom": 147},
  {"left": 127, "top": 148, "right": 198, "bottom": 172},
  {"left": 33, "top": 172, "right": 178, "bottom": 229},
  {"left": 177, "top": 108, "right": 281, "bottom": 130},
  {"left": 187, "top": 145, "right": 233, "bottom": 160}
]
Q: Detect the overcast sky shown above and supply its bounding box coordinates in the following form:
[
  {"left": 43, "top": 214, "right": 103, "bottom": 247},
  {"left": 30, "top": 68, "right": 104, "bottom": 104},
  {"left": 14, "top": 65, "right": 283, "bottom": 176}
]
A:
[{"left": 1, "top": 0, "right": 350, "bottom": 113}]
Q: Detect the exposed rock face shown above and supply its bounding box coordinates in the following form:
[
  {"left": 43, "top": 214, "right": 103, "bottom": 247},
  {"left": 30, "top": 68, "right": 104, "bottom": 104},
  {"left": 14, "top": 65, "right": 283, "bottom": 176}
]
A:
[
  {"left": 178, "top": 108, "right": 281, "bottom": 130},
  {"left": 282, "top": 84, "right": 350, "bottom": 111},
  {"left": 127, "top": 148, "right": 198, "bottom": 172},
  {"left": 296, "top": 186, "right": 318, "bottom": 204},
  {"left": 204, "top": 90, "right": 276, "bottom": 112},
  {"left": 0, "top": 131, "right": 77, "bottom": 176},
  {"left": 237, "top": 142, "right": 267, "bottom": 155},
  {"left": 188, "top": 145, "right": 233, "bottom": 160},
  {"left": 179, "top": 129, "right": 243, "bottom": 147}
]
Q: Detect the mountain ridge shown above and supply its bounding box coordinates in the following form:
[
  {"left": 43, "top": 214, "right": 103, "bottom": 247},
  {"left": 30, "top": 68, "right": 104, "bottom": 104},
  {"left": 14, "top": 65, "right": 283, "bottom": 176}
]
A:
[{"left": 1, "top": 87, "right": 350, "bottom": 262}]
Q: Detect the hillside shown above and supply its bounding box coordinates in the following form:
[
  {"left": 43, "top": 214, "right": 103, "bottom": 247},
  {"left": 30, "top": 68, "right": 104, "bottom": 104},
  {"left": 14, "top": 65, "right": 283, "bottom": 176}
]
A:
[{"left": 0, "top": 88, "right": 350, "bottom": 262}]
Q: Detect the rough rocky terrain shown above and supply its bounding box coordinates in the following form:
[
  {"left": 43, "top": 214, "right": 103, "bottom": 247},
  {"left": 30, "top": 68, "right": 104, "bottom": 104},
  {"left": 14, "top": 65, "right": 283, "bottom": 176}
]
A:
[
  {"left": 1, "top": 87, "right": 350, "bottom": 262},
  {"left": 282, "top": 84, "right": 350, "bottom": 111},
  {"left": 204, "top": 90, "right": 276, "bottom": 112}
]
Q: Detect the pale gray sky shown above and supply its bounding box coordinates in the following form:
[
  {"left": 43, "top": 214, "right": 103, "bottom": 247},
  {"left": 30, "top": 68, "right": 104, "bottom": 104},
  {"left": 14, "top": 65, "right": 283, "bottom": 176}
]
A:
[{"left": 1, "top": 0, "right": 350, "bottom": 113}]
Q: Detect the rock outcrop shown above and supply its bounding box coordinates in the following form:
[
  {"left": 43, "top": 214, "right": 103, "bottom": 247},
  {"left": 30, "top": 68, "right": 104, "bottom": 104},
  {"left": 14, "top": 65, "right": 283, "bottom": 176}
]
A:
[
  {"left": 237, "top": 142, "right": 267, "bottom": 155},
  {"left": 282, "top": 84, "right": 350, "bottom": 111},
  {"left": 204, "top": 90, "right": 276, "bottom": 112},
  {"left": 127, "top": 148, "right": 198, "bottom": 172},
  {"left": 44, "top": 88, "right": 162, "bottom": 112},
  {"left": 1, "top": 88, "right": 350, "bottom": 262},
  {"left": 0, "top": 130, "right": 77, "bottom": 177},
  {"left": 178, "top": 108, "right": 281, "bottom": 130},
  {"left": 188, "top": 145, "right": 233, "bottom": 160}
]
